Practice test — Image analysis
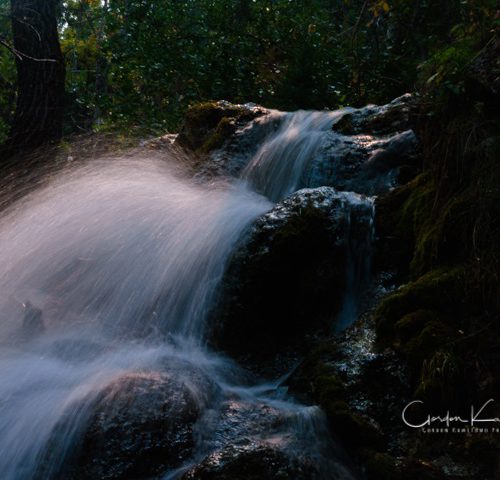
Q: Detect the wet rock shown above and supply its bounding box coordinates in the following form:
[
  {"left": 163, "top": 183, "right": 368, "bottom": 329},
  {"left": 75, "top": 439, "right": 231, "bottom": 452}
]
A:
[
  {"left": 180, "top": 445, "right": 328, "bottom": 480},
  {"left": 333, "top": 94, "right": 415, "bottom": 136},
  {"left": 52, "top": 362, "right": 218, "bottom": 480},
  {"left": 287, "top": 303, "right": 499, "bottom": 480},
  {"left": 210, "top": 187, "right": 374, "bottom": 358},
  {"left": 176, "top": 101, "right": 268, "bottom": 153},
  {"left": 177, "top": 95, "right": 420, "bottom": 195},
  {"left": 306, "top": 128, "right": 419, "bottom": 196},
  {"left": 287, "top": 318, "right": 396, "bottom": 452}
]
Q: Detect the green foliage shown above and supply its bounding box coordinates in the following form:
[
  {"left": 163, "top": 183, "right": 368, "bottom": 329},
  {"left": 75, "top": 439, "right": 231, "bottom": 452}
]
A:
[
  {"left": 2, "top": 0, "right": 475, "bottom": 134},
  {"left": 1, "top": 1, "right": 496, "bottom": 137},
  {"left": 374, "top": 1, "right": 499, "bottom": 416}
]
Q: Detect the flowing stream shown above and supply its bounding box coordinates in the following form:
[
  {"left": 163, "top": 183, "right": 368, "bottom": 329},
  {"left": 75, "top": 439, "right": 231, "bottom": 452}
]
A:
[{"left": 0, "top": 109, "right": 376, "bottom": 479}]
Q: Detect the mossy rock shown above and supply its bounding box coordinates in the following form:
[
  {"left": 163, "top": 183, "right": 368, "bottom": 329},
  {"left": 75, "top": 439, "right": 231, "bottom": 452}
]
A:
[
  {"left": 295, "top": 363, "right": 345, "bottom": 404},
  {"left": 375, "top": 266, "right": 467, "bottom": 339},
  {"left": 375, "top": 173, "right": 434, "bottom": 276},
  {"left": 334, "top": 113, "right": 355, "bottom": 134},
  {"left": 176, "top": 101, "right": 264, "bottom": 153},
  {"left": 290, "top": 359, "right": 384, "bottom": 450},
  {"left": 214, "top": 204, "right": 344, "bottom": 355},
  {"left": 200, "top": 116, "right": 237, "bottom": 153},
  {"left": 402, "top": 321, "right": 456, "bottom": 372},
  {"left": 410, "top": 190, "right": 478, "bottom": 277},
  {"left": 394, "top": 309, "right": 437, "bottom": 342},
  {"left": 287, "top": 339, "right": 344, "bottom": 399},
  {"left": 288, "top": 344, "right": 384, "bottom": 450}
]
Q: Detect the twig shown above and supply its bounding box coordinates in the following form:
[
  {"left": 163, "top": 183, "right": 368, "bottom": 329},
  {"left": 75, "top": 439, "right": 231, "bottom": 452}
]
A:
[
  {"left": 0, "top": 38, "right": 56, "bottom": 62},
  {"left": 351, "top": 0, "right": 369, "bottom": 54}
]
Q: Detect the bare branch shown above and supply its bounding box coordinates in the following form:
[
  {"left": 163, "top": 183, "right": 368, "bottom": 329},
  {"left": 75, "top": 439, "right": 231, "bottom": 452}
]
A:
[{"left": 0, "top": 37, "right": 57, "bottom": 62}]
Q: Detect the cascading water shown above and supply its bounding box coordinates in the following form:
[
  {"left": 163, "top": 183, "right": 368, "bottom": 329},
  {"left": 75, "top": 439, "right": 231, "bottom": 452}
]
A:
[
  {"left": 241, "top": 109, "right": 349, "bottom": 202},
  {"left": 240, "top": 109, "right": 376, "bottom": 329},
  {"left": 0, "top": 106, "right": 380, "bottom": 479}
]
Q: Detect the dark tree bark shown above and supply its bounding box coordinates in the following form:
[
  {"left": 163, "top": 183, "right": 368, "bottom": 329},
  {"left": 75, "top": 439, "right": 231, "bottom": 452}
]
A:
[{"left": 1, "top": 0, "right": 65, "bottom": 158}]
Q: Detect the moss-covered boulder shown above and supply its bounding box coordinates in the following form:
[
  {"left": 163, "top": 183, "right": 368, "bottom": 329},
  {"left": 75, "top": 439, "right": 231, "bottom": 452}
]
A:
[
  {"left": 210, "top": 187, "right": 374, "bottom": 358},
  {"left": 375, "top": 266, "right": 467, "bottom": 340},
  {"left": 176, "top": 101, "right": 267, "bottom": 153},
  {"left": 287, "top": 325, "right": 390, "bottom": 453},
  {"left": 374, "top": 173, "right": 435, "bottom": 276}
]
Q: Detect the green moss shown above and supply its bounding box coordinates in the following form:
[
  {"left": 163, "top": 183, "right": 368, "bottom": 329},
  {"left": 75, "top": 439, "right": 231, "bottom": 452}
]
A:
[
  {"left": 177, "top": 101, "right": 244, "bottom": 151},
  {"left": 200, "top": 116, "right": 236, "bottom": 153},
  {"left": 402, "top": 321, "right": 456, "bottom": 372},
  {"left": 184, "top": 101, "right": 242, "bottom": 127},
  {"left": 290, "top": 356, "right": 345, "bottom": 403},
  {"left": 411, "top": 190, "right": 477, "bottom": 277},
  {"left": 290, "top": 350, "right": 384, "bottom": 450},
  {"left": 375, "top": 173, "right": 434, "bottom": 275},
  {"left": 394, "top": 310, "right": 437, "bottom": 342},
  {"left": 375, "top": 266, "right": 467, "bottom": 339}
]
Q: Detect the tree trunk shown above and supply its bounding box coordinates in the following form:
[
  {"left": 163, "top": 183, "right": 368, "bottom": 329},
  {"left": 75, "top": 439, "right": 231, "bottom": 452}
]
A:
[{"left": 2, "top": 0, "right": 65, "bottom": 158}]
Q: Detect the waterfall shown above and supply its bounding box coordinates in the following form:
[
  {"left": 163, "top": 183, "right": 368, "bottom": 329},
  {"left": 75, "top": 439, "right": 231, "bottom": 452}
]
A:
[
  {"left": 241, "top": 109, "right": 348, "bottom": 201},
  {"left": 240, "top": 109, "right": 376, "bottom": 329},
  {"left": 0, "top": 107, "right": 376, "bottom": 479}
]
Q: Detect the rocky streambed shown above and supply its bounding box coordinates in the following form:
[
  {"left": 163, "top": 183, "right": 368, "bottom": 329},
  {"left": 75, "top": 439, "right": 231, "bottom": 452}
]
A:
[
  {"left": 1, "top": 90, "right": 497, "bottom": 480},
  {"left": 165, "top": 94, "right": 499, "bottom": 479}
]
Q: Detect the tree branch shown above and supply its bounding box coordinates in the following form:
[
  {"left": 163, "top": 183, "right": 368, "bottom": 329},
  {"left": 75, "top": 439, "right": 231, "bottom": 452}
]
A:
[{"left": 0, "top": 36, "right": 57, "bottom": 62}]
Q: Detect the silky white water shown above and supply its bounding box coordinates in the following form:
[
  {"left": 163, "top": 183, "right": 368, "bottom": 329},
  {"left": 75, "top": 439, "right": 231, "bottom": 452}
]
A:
[
  {"left": 242, "top": 109, "right": 349, "bottom": 202},
  {"left": 0, "top": 108, "right": 371, "bottom": 479},
  {"left": 0, "top": 157, "right": 275, "bottom": 478}
]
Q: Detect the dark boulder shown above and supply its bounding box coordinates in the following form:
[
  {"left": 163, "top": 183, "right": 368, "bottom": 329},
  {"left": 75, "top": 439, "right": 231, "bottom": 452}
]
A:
[
  {"left": 306, "top": 128, "right": 419, "bottom": 196},
  {"left": 43, "top": 361, "right": 218, "bottom": 480},
  {"left": 333, "top": 94, "right": 415, "bottom": 136},
  {"left": 210, "top": 187, "right": 374, "bottom": 358},
  {"left": 180, "top": 445, "right": 334, "bottom": 480}
]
